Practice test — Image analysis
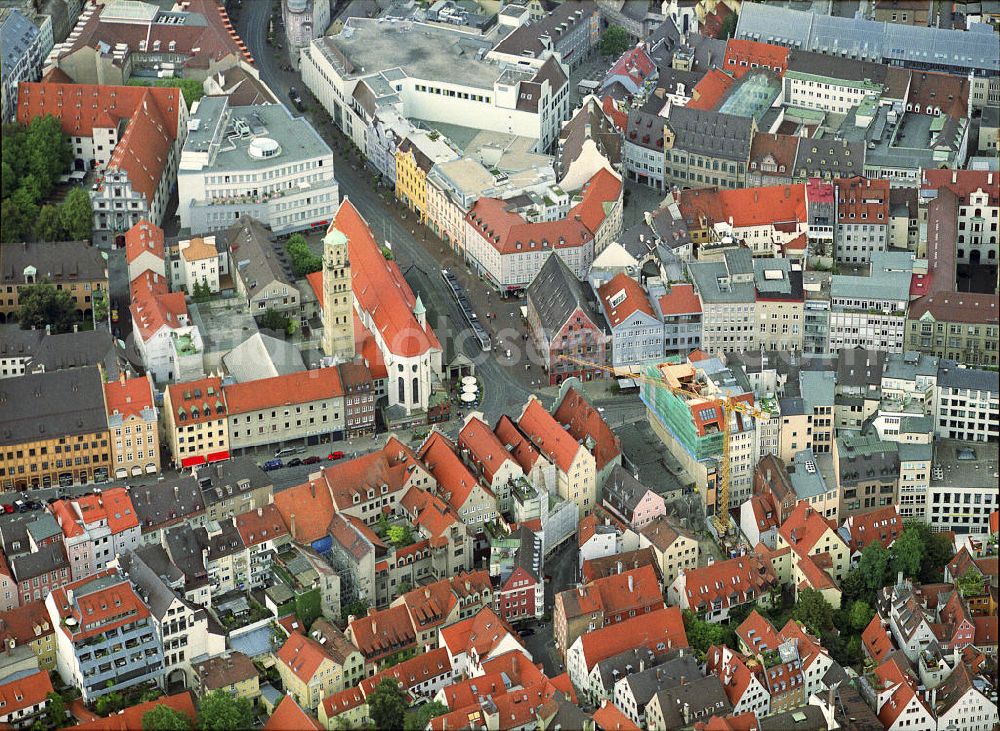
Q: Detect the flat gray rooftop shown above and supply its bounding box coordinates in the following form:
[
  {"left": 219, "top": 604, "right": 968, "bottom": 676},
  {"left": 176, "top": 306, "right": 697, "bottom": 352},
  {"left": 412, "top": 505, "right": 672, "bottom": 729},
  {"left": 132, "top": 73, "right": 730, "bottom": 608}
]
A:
[
  {"left": 185, "top": 99, "right": 333, "bottom": 173},
  {"left": 323, "top": 17, "right": 500, "bottom": 89},
  {"left": 931, "top": 439, "right": 998, "bottom": 490}
]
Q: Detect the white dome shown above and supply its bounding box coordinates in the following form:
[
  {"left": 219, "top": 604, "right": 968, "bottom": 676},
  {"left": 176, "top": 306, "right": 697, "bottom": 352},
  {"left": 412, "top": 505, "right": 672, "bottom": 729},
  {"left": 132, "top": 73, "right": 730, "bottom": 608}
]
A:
[{"left": 248, "top": 137, "right": 281, "bottom": 160}]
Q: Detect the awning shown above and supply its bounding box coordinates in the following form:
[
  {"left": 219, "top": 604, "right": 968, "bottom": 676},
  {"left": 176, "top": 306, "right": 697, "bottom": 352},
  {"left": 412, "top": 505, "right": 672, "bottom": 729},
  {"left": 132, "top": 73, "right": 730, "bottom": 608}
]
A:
[
  {"left": 207, "top": 450, "right": 231, "bottom": 463},
  {"left": 180, "top": 455, "right": 207, "bottom": 468},
  {"left": 145, "top": 464, "right": 158, "bottom": 474}
]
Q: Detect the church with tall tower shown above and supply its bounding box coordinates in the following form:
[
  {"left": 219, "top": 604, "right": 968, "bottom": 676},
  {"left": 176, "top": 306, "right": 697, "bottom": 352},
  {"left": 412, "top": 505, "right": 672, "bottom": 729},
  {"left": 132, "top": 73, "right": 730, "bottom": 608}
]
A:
[{"left": 321, "top": 205, "right": 355, "bottom": 361}]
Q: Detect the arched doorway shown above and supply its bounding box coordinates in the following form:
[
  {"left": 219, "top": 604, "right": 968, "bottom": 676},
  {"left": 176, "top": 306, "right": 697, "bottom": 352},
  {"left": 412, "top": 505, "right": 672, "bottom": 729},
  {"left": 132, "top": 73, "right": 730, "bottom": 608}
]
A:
[
  {"left": 165, "top": 668, "right": 187, "bottom": 693},
  {"left": 970, "top": 250, "right": 982, "bottom": 265}
]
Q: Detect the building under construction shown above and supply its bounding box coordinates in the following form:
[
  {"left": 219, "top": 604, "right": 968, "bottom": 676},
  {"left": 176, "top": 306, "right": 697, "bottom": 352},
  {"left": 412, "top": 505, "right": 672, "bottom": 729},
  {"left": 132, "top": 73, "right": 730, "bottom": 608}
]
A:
[{"left": 640, "top": 356, "right": 760, "bottom": 521}]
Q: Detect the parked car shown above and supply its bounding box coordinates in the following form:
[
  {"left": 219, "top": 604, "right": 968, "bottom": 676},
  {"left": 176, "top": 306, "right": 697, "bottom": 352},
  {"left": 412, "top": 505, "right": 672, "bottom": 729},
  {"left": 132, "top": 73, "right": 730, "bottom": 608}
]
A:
[
  {"left": 519, "top": 627, "right": 535, "bottom": 637},
  {"left": 262, "top": 459, "right": 284, "bottom": 471},
  {"left": 286, "top": 457, "right": 303, "bottom": 467},
  {"left": 327, "top": 451, "right": 345, "bottom": 461},
  {"left": 302, "top": 456, "right": 322, "bottom": 465},
  {"left": 1, "top": 504, "right": 13, "bottom": 514},
  {"left": 275, "top": 447, "right": 296, "bottom": 458},
  {"left": 288, "top": 87, "right": 304, "bottom": 111}
]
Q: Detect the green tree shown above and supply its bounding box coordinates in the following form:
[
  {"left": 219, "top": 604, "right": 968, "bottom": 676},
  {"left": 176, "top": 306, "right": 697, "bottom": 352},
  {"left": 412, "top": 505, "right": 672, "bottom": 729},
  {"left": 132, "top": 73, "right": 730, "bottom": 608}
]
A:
[
  {"left": 857, "top": 542, "right": 891, "bottom": 597},
  {"left": 286, "top": 233, "right": 322, "bottom": 277},
  {"left": 717, "top": 11, "right": 739, "bottom": 40},
  {"left": 847, "top": 600, "right": 875, "bottom": 632},
  {"left": 258, "top": 308, "right": 290, "bottom": 333},
  {"left": 60, "top": 187, "right": 95, "bottom": 241},
  {"left": 36, "top": 204, "right": 66, "bottom": 242},
  {"left": 94, "top": 691, "right": 126, "bottom": 716},
  {"left": 599, "top": 24, "right": 630, "bottom": 57},
  {"left": 368, "top": 678, "right": 407, "bottom": 730},
  {"left": 381, "top": 245, "right": 395, "bottom": 260},
  {"left": 16, "top": 282, "right": 77, "bottom": 332},
  {"left": 902, "top": 521, "right": 953, "bottom": 583},
  {"left": 142, "top": 705, "right": 192, "bottom": 731},
  {"left": 92, "top": 289, "right": 110, "bottom": 324},
  {"left": 405, "top": 701, "right": 449, "bottom": 731},
  {"left": 387, "top": 524, "right": 414, "bottom": 547},
  {"left": 341, "top": 599, "right": 369, "bottom": 625},
  {"left": 682, "top": 610, "right": 736, "bottom": 656},
  {"left": 1, "top": 199, "right": 31, "bottom": 242},
  {"left": 191, "top": 280, "right": 212, "bottom": 303},
  {"left": 46, "top": 692, "right": 67, "bottom": 726},
  {"left": 197, "top": 691, "right": 254, "bottom": 731},
  {"left": 956, "top": 570, "right": 985, "bottom": 598},
  {"left": 792, "top": 589, "right": 834, "bottom": 636},
  {"left": 890, "top": 528, "right": 923, "bottom": 580},
  {"left": 127, "top": 78, "right": 205, "bottom": 108}
]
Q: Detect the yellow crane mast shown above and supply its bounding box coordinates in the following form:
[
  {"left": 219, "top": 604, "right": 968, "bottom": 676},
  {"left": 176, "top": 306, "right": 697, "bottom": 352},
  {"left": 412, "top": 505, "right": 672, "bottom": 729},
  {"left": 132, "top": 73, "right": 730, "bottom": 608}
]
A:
[{"left": 556, "top": 355, "right": 772, "bottom": 536}]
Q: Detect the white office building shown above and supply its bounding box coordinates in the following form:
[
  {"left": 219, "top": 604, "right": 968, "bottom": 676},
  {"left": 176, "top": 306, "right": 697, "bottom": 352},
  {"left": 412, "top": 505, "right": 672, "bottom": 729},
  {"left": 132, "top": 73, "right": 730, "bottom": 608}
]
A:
[{"left": 177, "top": 96, "right": 338, "bottom": 236}]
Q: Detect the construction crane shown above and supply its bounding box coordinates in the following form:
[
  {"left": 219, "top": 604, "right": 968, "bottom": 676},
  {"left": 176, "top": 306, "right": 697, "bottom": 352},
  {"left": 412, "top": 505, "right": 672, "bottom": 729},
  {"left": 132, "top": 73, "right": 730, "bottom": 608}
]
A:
[{"left": 556, "top": 355, "right": 773, "bottom": 537}]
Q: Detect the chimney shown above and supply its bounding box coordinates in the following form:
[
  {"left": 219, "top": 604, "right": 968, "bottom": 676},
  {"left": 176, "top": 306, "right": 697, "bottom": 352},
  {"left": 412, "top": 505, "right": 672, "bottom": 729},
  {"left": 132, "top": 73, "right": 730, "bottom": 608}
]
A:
[
  {"left": 310, "top": 482, "right": 316, "bottom": 498},
  {"left": 290, "top": 513, "right": 297, "bottom": 536},
  {"left": 616, "top": 560, "right": 623, "bottom": 574},
  {"left": 628, "top": 575, "right": 634, "bottom": 592},
  {"left": 257, "top": 507, "right": 263, "bottom": 517},
  {"left": 951, "top": 170, "right": 957, "bottom": 184},
  {"left": 119, "top": 371, "right": 127, "bottom": 386},
  {"left": 174, "top": 485, "right": 179, "bottom": 501}
]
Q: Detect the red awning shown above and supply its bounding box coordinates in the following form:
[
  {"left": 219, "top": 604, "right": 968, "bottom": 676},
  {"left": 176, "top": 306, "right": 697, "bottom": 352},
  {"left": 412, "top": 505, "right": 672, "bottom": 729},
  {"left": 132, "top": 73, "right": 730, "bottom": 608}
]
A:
[
  {"left": 180, "top": 455, "right": 207, "bottom": 468},
  {"left": 207, "top": 450, "right": 230, "bottom": 463}
]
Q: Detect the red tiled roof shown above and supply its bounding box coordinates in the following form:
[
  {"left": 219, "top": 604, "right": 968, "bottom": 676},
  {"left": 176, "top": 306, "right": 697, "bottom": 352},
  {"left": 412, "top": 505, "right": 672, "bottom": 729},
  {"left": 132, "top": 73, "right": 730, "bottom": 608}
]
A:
[
  {"left": 223, "top": 368, "right": 343, "bottom": 414},
  {"left": 687, "top": 68, "right": 736, "bottom": 110},
  {"left": 49, "top": 570, "right": 150, "bottom": 643},
  {"left": 234, "top": 504, "right": 288, "bottom": 547},
  {"left": 679, "top": 184, "right": 807, "bottom": 230},
  {"left": 607, "top": 46, "right": 656, "bottom": 88},
  {"left": 778, "top": 502, "right": 840, "bottom": 557},
  {"left": 466, "top": 197, "right": 593, "bottom": 256},
  {"left": 680, "top": 556, "right": 777, "bottom": 612},
  {"left": 354, "top": 314, "right": 389, "bottom": 380},
  {"left": 0, "top": 601, "right": 54, "bottom": 649},
  {"left": 395, "top": 572, "right": 491, "bottom": 633},
  {"left": 129, "top": 268, "right": 169, "bottom": 299},
  {"left": 907, "top": 70, "right": 970, "bottom": 118},
  {"left": 601, "top": 96, "right": 628, "bottom": 130},
  {"left": 104, "top": 376, "right": 154, "bottom": 421},
  {"left": 130, "top": 289, "right": 188, "bottom": 342},
  {"left": 333, "top": 199, "right": 440, "bottom": 358},
  {"left": 51, "top": 487, "right": 140, "bottom": 539},
  {"left": 657, "top": 283, "right": 702, "bottom": 316},
  {"left": 348, "top": 604, "right": 417, "bottom": 660},
  {"left": 748, "top": 132, "right": 799, "bottom": 173},
  {"left": 593, "top": 702, "right": 641, "bottom": 731},
  {"left": 843, "top": 505, "right": 903, "bottom": 553},
  {"left": 322, "top": 686, "right": 366, "bottom": 719},
  {"left": 907, "top": 292, "right": 998, "bottom": 326},
  {"left": 577, "top": 606, "right": 687, "bottom": 670},
  {"left": 705, "top": 646, "right": 758, "bottom": 709},
  {"left": 274, "top": 476, "right": 334, "bottom": 544},
  {"left": 418, "top": 431, "right": 487, "bottom": 513},
  {"left": 71, "top": 692, "right": 196, "bottom": 731},
  {"left": 359, "top": 647, "right": 452, "bottom": 696},
  {"left": 166, "top": 377, "right": 227, "bottom": 425},
  {"left": 736, "top": 610, "right": 780, "bottom": 654},
  {"left": 696, "top": 712, "right": 759, "bottom": 731},
  {"left": 399, "top": 485, "right": 461, "bottom": 539},
  {"left": 598, "top": 273, "right": 655, "bottom": 327},
  {"left": 835, "top": 176, "right": 890, "bottom": 222},
  {"left": 517, "top": 398, "right": 582, "bottom": 473},
  {"left": 124, "top": 219, "right": 165, "bottom": 264},
  {"left": 494, "top": 415, "right": 543, "bottom": 473},
  {"left": 276, "top": 633, "right": 332, "bottom": 683},
  {"left": 874, "top": 658, "right": 928, "bottom": 729},
  {"left": 439, "top": 606, "right": 519, "bottom": 659},
  {"left": 578, "top": 514, "right": 600, "bottom": 546},
  {"left": 552, "top": 387, "right": 621, "bottom": 472},
  {"left": 458, "top": 415, "right": 516, "bottom": 485},
  {"left": 569, "top": 168, "right": 622, "bottom": 234},
  {"left": 973, "top": 615, "right": 997, "bottom": 647},
  {"left": 0, "top": 669, "right": 52, "bottom": 718},
  {"left": 747, "top": 495, "right": 779, "bottom": 534},
  {"left": 265, "top": 696, "right": 323, "bottom": 731},
  {"left": 921, "top": 169, "right": 999, "bottom": 203},
  {"left": 724, "top": 39, "right": 790, "bottom": 79}
]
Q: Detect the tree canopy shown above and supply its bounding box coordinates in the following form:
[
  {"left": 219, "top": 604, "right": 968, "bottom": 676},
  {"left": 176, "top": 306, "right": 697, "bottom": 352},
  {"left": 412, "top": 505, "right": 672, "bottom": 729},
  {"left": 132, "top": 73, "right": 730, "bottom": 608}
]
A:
[
  {"left": 286, "top": 234, "right": 322, "bottom": 277},
  {"left": 405, "top": 701, "right": 449, "bottom": 731},
  {"left": 1, "top": 116, "right": 74, "bottom": 242},
  {"left": 17, "top": 283, "right": 77, "bottom": 332},
  {"left": 257, "top": 308, "right": 293, "bottom": 335},
  {"left": 127, "top": 77, "right": 205, "bottom": 108},
  {"left": 368, "top": 679, "right": 407, "bottom": 731},
  {"left": 141, "top": 705, "right": 192, "bottom": 731},
  {"left": 599, "top": 25, "right": 630, "bottom": 58},
  {"left": 197, "top": 691, "right": 254, "bottom": 731},
  {"left": 682, "top": 610, "right": 737, "bottom": 656},
  {"left": 792, "top": 589, "right": 834, "bottom": 636}
]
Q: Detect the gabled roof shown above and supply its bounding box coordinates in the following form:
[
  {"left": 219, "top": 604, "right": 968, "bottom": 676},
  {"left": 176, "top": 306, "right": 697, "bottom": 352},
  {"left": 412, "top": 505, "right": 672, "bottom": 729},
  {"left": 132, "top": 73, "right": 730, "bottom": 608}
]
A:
[
  {"left": 517, "top": 398, "right": 582, "bottom": 473},
  {"left": 576, "top": 606, "right": 688, "bottom": 670},
  {"left": 333, "top": 199, "right": 440, "bottom": 358},
  {"left": 70, "top": 692, "right": 197, "bottom": 731},
  {"left": 640, "top": 515, "right": 694, "bottom": 553},
  {"left": 439, "top": 606, "right": 519, "bottom": 660},
  {"left": 907, "top": 292, "right": 998, "bottom": 326},
  {"left": 602, "top": 465, "right": 655, "bottom": 517},
  {"left": 778, "top": 501, "right": 840, "bottom": 557},
  {"left": 234, "top": 504, "right": 288, "bottom": 547},
  {"left": 458, "top": 415, "right": 517, "bottom": 485},
  {"left": 130, "top": 289, "right": 189, "bottom": 343},
  {"left": 553, "top": 386, "right": 621, "bottom": 471},
  {"left": 657, "top": 283, "right": 702, "bottom": 316},
  {"left": 360, "top": 646, "right": 452, "bottom": 696},
  {"left": 277, "top": 633, "right": 332, "bottom": 684},
  {"left": 568, "top": 168, "right": 623, "bottom": 234},
  {"left": 418, "top": 431, "right": 488, "bottom": 513},
  {"left": 680, "top": 555, "right": 777, "bottom": 612},
  {"left": 124, "top": 219, "right": 165, "bottom": 264},
  {"left": 873, "top": 657, "right": 929, "bottom": 729},
  {"left": 598, "top": 273, "right": 656, "bottom": 328},
  {"left": 104, "top": 375, "right": 155, "bottom": 421},
  {"left": 724, "top": 38, "right": 790, "bottom": 78},
  {"left": 526, "top": 252, "right": 601, "bottom": 337},
  {"left": 557, "top": 564, "right": 662, "bottom": 621},
  {"left": 467, "top": 197, "right": 593, "bottom": 256},
  {"left": 494, "top": 415, "right": 544, "bottom": 473},
  {"left": 265, "top": 696, "right": 323, "bottom": 731},
  {"left": 842, "top": 505, "right": 902, "bottom": 554},
  {"left": 223, "top": 367, "right": 343, "bottom": 414},
  {"left": 0, "top": 668, "right": 52, "bottom": 718},
  {"left": 678, "top": 184, "right": 807, "bottom": 230},
  {"left": 592, "top": 701, "right": 641, "bottom": 731},
  {"left": 688, "top": 68, "right": 737, "bottom": 110},
  {"left": 348, "top": 604, "right": 416, "bottom": 660}
]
